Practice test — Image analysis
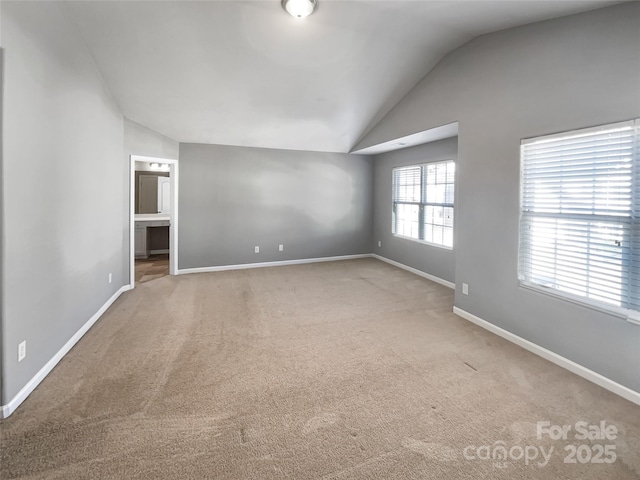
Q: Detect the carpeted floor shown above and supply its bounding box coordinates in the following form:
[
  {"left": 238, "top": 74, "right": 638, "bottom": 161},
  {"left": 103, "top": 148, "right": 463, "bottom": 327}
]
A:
[{"left": 1, "top": 258, "right": 638, "bottom": 479}]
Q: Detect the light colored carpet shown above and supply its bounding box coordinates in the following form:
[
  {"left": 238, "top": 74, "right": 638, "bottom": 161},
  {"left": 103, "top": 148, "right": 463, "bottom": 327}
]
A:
[{"left": 1, "top": 258, "right": 638, "bottom": 479}]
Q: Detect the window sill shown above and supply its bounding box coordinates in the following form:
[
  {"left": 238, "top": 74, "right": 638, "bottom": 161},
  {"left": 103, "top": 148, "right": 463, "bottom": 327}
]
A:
[
  {"left": 392, "top": 233, "right": 453, "bottom": 251},
  {"left": 518, "top": 281, "right": 640, "bottom": 326}
]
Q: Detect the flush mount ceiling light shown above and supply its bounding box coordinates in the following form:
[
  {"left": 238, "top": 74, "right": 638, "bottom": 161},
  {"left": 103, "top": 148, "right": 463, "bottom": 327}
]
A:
[{"left": 281, "top": 0, "right": 318, "bottom": 18}]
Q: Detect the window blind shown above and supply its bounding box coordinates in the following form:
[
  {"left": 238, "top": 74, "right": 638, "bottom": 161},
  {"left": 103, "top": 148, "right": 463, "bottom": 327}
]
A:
[
  {"left": 519, "top": 119, "right": 640, "bottom": 316},
  {"left": 393, "top": 166, "right": 421, "bottom": 239}
]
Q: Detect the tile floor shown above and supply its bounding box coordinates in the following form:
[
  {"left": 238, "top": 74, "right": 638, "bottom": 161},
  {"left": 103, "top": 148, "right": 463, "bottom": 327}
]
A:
[{"left": 135, "top": 254, "right": 169, "bottom": 284}]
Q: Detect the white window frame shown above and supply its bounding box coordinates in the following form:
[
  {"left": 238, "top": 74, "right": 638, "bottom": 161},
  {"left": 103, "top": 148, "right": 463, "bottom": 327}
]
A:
[
  {"left": 392, "top": 160, "right": 455, "bottom": 249},
  {"left": 518, "top": 119, "right": 640, "bottom": 324}
]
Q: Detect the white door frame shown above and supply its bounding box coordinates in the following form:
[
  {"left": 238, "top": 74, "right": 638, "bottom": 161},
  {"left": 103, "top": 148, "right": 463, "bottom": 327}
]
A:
[{"left": 130, "top": 155, "right": 179, "bottom": 288}]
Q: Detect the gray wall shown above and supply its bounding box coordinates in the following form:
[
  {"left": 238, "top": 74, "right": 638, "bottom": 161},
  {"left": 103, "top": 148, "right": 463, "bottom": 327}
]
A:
[
  {"left": 1, "top": 48, "right": 4, "bottom": 404},
  {"left": 124, "top": 117, "right": 179, "bottom": 161},
  {"left": 179, "top": 143, "right": 373, "bottom": 269},
  {"left": 1, "top": 3, "right": 125, "bottom": 404},
  {"left": 373, "top": 138, "right": 457, "bottom": 284},
  {"left": 358, "top": 3, "right": 640, "bottom": 391}
]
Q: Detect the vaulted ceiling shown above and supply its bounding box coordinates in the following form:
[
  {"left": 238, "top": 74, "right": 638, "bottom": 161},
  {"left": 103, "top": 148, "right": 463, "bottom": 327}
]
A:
[{"left": 61, "top": 0, "right": 624, "bottom": 153}]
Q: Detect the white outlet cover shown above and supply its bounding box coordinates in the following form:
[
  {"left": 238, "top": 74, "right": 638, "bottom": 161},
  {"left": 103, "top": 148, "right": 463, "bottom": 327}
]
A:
[
  {"left": 108, "top": 273, "right": 112, "bottom": 284},
  {"left": 462, "top": 283, "right": 469, "bottom": 295},
  {"left": 378, "top": 241, "right": 382, "bottom": 247},
  {"left": 255, "top": 246, "right": 259, "bottom": 253},
  {"left": 279, "top": 244, "right": 284, "bottom": 251},
  {"left": 18, "top": 341, "right": 26, "bottom": 362}
]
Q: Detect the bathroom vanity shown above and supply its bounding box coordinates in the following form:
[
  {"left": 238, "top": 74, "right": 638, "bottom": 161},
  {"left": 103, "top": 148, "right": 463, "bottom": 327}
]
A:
[{"left": 135, "top": 214, "right": 170, "bottom": 258}]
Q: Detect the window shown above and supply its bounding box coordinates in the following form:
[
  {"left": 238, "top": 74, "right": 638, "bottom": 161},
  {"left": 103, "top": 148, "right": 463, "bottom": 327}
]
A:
[
  {"left": 519, "top": 119, "right": 640, "bottom": 319},
  {"left": 392, "top": 160, "right": 455, "bottom": 248}
]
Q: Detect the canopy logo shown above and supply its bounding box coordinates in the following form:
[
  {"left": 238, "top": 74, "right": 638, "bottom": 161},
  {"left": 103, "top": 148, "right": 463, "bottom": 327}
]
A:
[
  {"left": 463, "top": 442, "right": 553, "bottom": 468},
  {"left": 463, "top": 420, "right": 618, "bottom": 468}
]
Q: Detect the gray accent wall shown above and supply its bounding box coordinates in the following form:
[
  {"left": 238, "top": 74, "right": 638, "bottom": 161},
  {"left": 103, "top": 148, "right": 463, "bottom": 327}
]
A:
[
  {"left": 1, "top": 3, "right": 125, "bottom": 404},
  {"left": 178, "top": 143, "right": 373, "bottom": 269},
  {"left": 358, "top": 3, "right": 640, "bottom": 391},
  {"left": 373, "top": 138, "right": 457, "bottom": 284}
]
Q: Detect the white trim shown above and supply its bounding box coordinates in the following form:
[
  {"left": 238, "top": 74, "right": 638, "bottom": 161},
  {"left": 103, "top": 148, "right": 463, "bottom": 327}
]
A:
[
  {"left": 130, "top": 155, "right": 179, "bottom": 289},
  {"left": 1, "top": 285, "right": 132, "bottom": 418},
  {"left": 177, "top": 254, "right": 372, "bottom": 275},
  {"left": 129, "top": 158, "right": 135, "bottom": 287},
  {"left": 452, "top": 306, "right": 640, "bottom": 406},
  {"left": 169, "top": 161, "right": 179, "bottom": 277},
  {"left": 149, "top": 249, "right": 170, "bottom": 255},
  {"left": 371, "top": 254, "right": 455, "bottom": 289},
  {"left": 626, "top": 316, "right": 640, "bottom": 327}
]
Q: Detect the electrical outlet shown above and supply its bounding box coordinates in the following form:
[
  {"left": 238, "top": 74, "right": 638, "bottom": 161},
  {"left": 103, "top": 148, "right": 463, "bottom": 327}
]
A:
[
  {"left": 279, "top": 244, "right": 284, "bottom": 252},
  {"left": 18, "top": 341, "right": 26, "bottom": 362},
  {"left": 254, "top": 246, "right": 260, "bottom": 254},
  {"left": 378, "top": 240, "right": 382, "bottom": 247},
  {"left": 108, "top": 273, "right": 112, "bottom": 284},
  {"left": 462, "top": 283, "right": 469, "bottom": 295}
]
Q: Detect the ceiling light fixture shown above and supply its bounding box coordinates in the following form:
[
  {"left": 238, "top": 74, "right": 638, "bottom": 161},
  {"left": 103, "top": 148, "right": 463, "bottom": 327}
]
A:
[{"left": 281, "top": 0, "right": 318, "bottom": 18}]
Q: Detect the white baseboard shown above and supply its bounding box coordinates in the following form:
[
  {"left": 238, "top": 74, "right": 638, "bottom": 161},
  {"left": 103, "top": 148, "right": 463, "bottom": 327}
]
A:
[
  {"left": 453, "top": 306, "right": 640, "bottom": 406},
  {"left": 1, "top": 285, "right": 132, "bottom": 418},
  {"left": 149, "top": 249, "right": 169, "bottom": 255},
  {"left": 176, "top": 254, "right": 372, "bottom": 275},
  {"left": 372, "top": 254, "right": 455, "bottom": 289}
]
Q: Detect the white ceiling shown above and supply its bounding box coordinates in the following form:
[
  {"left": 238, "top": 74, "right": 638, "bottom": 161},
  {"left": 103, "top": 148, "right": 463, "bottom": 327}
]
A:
[
  {"left": 61, "top": 0, "right": 624, "bottom": 153},
  {"left": 352, "top": 122, "right": 459, "bottom": 155}
]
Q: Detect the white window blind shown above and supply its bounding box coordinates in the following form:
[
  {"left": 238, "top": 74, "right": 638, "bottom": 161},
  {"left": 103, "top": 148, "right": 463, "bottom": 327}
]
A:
[
  {"left": 393, "top": 160, "right": 455, "bottom": 248},
  {"left": 519, "top": 119, "right": 640, "bottom": 317}
]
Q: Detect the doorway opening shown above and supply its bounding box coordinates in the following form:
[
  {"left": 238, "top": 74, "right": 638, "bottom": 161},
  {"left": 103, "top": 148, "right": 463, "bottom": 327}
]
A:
[{"left": 129, "top": 155, "right": 179, "bottom": 288}]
